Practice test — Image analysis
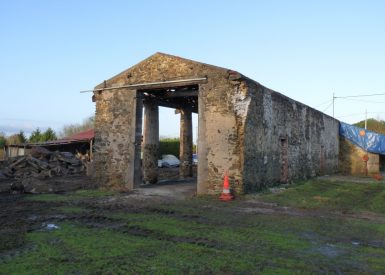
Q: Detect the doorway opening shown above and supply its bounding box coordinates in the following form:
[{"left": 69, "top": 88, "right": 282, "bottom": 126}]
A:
[
  {"left": 280, "top": 138, "right": 288, "bottom": 183},
  {"left": 320, "top": 145, "right": 325, "bottom": 174},
  {"left": 133, "top": 84, "right": 199, "bottom": 194},
  {"left": 380, "top": 154, "right": 385, "bottom": 174}
]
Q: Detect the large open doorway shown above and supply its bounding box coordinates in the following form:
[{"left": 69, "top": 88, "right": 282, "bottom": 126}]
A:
[{"left": 133, "top": 84, "right": 199, "bottom": 195}]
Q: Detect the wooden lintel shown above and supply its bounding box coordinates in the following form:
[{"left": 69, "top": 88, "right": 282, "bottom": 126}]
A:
[
  {"left": 134, "top": 79, "right": 206, "bottom": 91},
  {"left": 163, "top": 90, "right": 199, "bottom": 98}
]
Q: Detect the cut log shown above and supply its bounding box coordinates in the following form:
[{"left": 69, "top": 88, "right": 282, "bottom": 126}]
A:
[
  {"left": 36, "top": 170, "right": 50, "bottom": 179},
  {"left": 2, "top": 168, "right": 13, "bottom": 177},
  {"left": 9, "top": 157, "right": 27, "bottom": 169},
  {"left": 56, "top": 154, "right": 81, "bottom": 166},
  {"left": 0, "top": 171, "right": 7, "bottom": 179},
  {"left": 0, "top": 149, "right": 86, "bottom": 180},
  {"left": 27, "top": 156, "right": 50, "bottom": 170},
  {"left": 30, "top": 146, "right": 52, "bottom": 159}
]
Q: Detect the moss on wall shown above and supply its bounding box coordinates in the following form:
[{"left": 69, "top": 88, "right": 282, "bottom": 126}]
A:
[{"left": 339, "top": 137, "right": 379, "bottom": 175}]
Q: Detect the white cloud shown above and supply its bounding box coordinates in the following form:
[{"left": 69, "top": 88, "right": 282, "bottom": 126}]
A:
[{"left": 0, "top": 120, "right": 62, "bottom": 137}]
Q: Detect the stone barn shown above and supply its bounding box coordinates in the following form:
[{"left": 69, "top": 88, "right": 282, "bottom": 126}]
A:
[{"left": 92, "top": 53, "right": 339, "bottom": 194}]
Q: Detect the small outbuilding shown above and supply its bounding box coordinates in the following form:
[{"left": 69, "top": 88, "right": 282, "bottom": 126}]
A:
[
  {"left": 92, "top": 53, "right": 339, "bottom": 194},
  {"left": 339, "top": 122, "right": 385, "bottom": 176},
  {"left": 4, "top": 129, "right": 94, "bottom": 159}
]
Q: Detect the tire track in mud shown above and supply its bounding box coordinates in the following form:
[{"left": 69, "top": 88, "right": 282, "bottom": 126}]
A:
[{"left": 0, "top": 194, "right": 62, "bottom": 263}]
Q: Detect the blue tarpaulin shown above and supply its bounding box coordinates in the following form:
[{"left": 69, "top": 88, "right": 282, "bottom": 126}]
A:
[{"left": 339, "top": 122, "right": 385, "bottom": 155}]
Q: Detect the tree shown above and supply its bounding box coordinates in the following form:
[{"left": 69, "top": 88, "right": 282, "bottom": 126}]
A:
[
  {"left": 60, "top": 116, "right": 94, "bottom": 138},
  {"left": 6, "top": 134, "right": 23, "bottom": 145},
  {"left": 159, "top": 137, "right": 180, "bottom": 158},
  {"left": 29, "top": 128, "right": 43, "bottom": 143},
  {"left": 18, "top": 131, "right": 27, "bottom": 143},
  {"left": 42, "top": 127, "right": 57, "bottom": 141},
  {"left": 354, "top": 118, "right": 385, "bottom": 135},
  {"left": 0, "top": 133, "right": 6, "bottom": 148},
  {"left": 2, "top": 131, "right": 27, "bottom": 145},
  {"left": 28, "top": 127, "right": 58, "bottom": 143}
]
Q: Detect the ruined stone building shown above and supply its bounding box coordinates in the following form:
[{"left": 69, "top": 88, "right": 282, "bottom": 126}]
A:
[{"left": 92, "top": 53, "right": 339, "bottom": 194}]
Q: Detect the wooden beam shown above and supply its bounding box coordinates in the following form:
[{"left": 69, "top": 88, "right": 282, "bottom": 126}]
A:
[
  {"left": 162, "top": 90, "right": 198, "bottom": 98},
  {"left": 155, "top": 101, "right": 198, "bottom": 113},
  {"left": 89, "top": 139, "right": 93, "bottom": 161},
  {"left": 88, "top": 78, "right": 207, "bottom": 93}
]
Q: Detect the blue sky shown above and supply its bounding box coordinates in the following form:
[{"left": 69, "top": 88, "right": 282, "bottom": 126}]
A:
[{"left": 1, "top": 0, "right": 384, "bottom": 138}]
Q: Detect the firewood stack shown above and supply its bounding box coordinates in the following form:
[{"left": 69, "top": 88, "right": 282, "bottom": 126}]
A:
[{"left": 1, "top": 147, "right": 86, "bottom": 179}]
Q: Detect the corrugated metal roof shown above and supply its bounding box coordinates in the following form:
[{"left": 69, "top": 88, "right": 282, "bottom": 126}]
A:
[
  {"left": 7, "top": 129, "right": 95, "bottom": 147},
  {"left": 64, "top": 129, "right": 94, "bottom": 141},
  {"left": 40, "top": 128, "right": 94, "bottom": 145}
]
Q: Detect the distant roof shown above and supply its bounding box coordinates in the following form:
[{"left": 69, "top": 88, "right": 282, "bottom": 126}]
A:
[
  {"left": 40, "top": 128, "right": 94, "bottom": 145},
  {"left": 6, "top": 129, "right": 95, "bottom": 148},
  {"left": 64, "top": 129, "right": 94, "bottom": 142}
]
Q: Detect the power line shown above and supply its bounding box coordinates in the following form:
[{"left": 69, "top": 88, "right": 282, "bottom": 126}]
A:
[
  {"left": 332, "top": 91, "right": 385, "bottom": 119},
  {"left": 337, "top": 111, "right": 385, "bottom": 119},
  {"left": 313, "top": 99, "right": 332, "bottom": 109},
  {"left": 322, "top": 101, "right": 333, "bottom": 113},
  {"left": 340, "top": 97, "right": 385, "bottom": 104},
  {"left": 337, "top": 113, "right": 365, "bottom": 118},
  {"left": 334, "top": 92, "right": 385, "bottom": 99}
]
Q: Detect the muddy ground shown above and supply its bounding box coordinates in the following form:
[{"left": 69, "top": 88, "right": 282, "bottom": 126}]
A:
[
  {"left": 0, "top": 166, "right": 196, "bottom": 248},
  {"left": 1, "top": 173, "right": 385, "bottom": 273}
]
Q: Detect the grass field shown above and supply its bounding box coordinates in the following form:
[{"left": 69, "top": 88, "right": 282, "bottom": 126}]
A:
[
  {"left": 1, "top": 178, "right": 385, "bottom": 274},
  {"left": 261, "top": 179, "right": 385, "bottom": 213}
]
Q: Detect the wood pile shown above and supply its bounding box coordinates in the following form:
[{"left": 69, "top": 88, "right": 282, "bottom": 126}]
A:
[{"left": 1, "top": 147, "right": 86, "bottom": 180}]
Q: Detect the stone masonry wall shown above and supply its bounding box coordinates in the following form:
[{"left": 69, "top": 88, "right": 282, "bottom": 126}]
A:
[
  {"left": 93, "top": 88, "right": 137, "bottom": 190},
  {"left": 197, "top": 74, "right": 246, "bottom": 195},
  {"left": 243, "top": 82, "right": 339, "bottom": 191},
  {"left": 93, "top": 52, "right": 340, "bottom": 194},
  {"left": 94, "top": 53, "right": 246, "bottom": 194}
]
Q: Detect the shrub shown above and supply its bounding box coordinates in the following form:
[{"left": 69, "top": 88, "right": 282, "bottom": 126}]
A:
[{"left": 159, "top": 138, "right": 180, "bottom": 158}]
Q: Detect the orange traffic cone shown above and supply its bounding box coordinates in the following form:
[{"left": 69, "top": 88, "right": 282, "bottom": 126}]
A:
[{"left": 219, "top": 173, "right": 234, "bottom": 201}]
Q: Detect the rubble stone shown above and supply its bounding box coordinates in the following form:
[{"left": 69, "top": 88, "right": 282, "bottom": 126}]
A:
[{"left": 93, "top": 53, "right": 339, "bottom": 194}]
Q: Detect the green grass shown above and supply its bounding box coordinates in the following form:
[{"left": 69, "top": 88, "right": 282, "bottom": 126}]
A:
[
  {"left": 261, "top": 179, "right": 385, "bottom": 213},
  {"left": 25, "top": 189, "right": 116, "bottom": 202},
  {"left": 56, "top": 206, "right": 86, "bottom": 214},
  {"left": 2, "top": 211, "right": 385, "bottom": 274},
  {"left": 1, "top": 180, "right": 385, "bottom": 273}
]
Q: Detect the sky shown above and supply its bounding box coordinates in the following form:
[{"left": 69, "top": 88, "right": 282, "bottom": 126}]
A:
[{"left": 1, "top": 0, "right": 384, "bottom": 138}]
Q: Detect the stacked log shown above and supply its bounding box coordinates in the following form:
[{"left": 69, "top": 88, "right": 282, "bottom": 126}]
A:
[{"left": 1, "top": 147, "right": 86, "bottom": 180}]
